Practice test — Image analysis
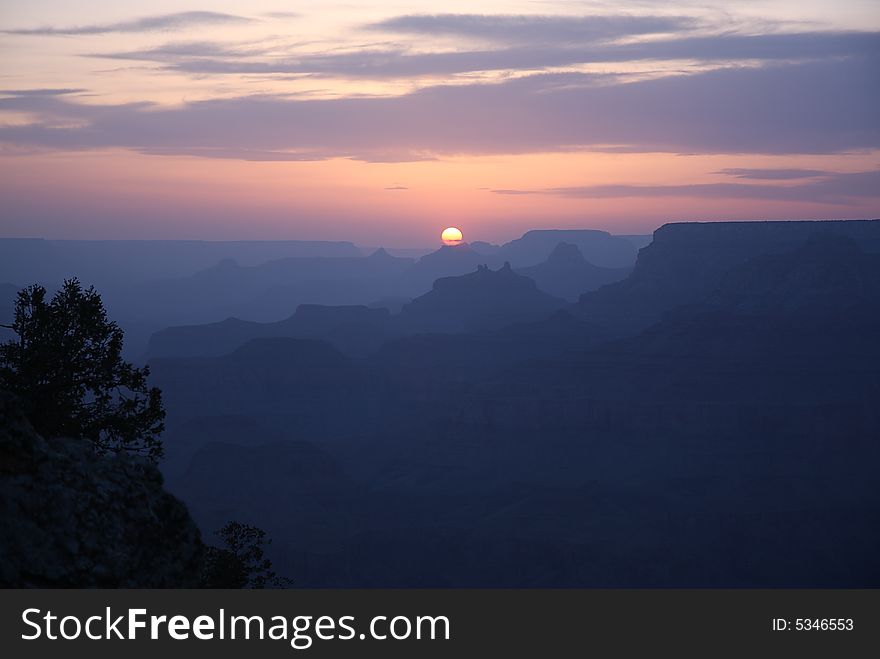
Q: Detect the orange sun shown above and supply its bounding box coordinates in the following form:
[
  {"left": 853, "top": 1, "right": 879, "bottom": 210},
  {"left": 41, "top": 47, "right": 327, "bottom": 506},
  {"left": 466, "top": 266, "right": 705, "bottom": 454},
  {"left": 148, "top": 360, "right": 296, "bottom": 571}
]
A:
[{"left": 441, "top": 226, "right": 463, "bottom": 245}]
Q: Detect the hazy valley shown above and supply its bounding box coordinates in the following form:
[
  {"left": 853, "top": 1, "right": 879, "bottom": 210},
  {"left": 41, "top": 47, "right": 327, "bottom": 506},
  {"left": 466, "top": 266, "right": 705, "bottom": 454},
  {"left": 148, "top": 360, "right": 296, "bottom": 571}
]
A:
[{"left": 4, "top": 220, "right": 877, "bottom": 586}]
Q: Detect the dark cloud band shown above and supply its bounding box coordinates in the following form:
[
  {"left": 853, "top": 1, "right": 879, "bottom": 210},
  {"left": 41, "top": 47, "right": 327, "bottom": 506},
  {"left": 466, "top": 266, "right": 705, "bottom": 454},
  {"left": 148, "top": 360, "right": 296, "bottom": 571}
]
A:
[
  {"left": 1, "top": 55, "right": 877, "bottom": 162},
  {"left": 365, "top": 13, "right": 697, "bottom": 43},
  {"left": 4, "top": 11, "right": 253, "bottom": 36},
  {"left": 89, "top": 30, "right": 880, "bottom": 78}
]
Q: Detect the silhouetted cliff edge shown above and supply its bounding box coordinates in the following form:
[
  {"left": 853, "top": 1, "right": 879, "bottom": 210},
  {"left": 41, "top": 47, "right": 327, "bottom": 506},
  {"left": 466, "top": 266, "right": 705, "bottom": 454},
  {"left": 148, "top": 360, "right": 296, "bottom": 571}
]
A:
[
  {"left": 0, "top": 392, "right": 203, "bottom": 587},
  {"left": 575, "top": 219, "right": 880, "bottom": 333},
  {"left": 402, "top": 262, "right": 565, "bottom": 332}
]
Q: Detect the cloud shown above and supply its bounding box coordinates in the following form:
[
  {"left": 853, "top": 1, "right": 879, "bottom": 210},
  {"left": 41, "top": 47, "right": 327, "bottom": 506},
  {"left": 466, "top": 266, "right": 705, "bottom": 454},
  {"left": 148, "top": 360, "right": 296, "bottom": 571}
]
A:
[
  {"left": 366, "top": 13, "right": 696, "bottom": 43},
  {"left": 134, "top": 147, "right": 341, "bottom": 162},
  {"left": 542, "top": 170, "right": 880, "bottom": 205},
  {"left": 4, "top": 11, "right": 253, "bottom": 36},
  {"left": 0, "top": 88, "right": 86, "bottom": 97},
  {"left": 91, "top": 41, "right": 274, "bottom": 63},
  {"left": 0, "top": 88, "right": 106, "bottom": 124},
  {"left": 717, "top": 168, "right": 829, "bottom": 180},
  {"left": 1, "top": 55, "right": 877, "bottom": 161},
  {"left": 617, "top": 30, "right": 880, "bottom": 63},
  {"left": 384, "top": 186, "right": 409, "bottom": 190},
  {"left": 89, "top": 30, "right": 880, "bottom": 79}
]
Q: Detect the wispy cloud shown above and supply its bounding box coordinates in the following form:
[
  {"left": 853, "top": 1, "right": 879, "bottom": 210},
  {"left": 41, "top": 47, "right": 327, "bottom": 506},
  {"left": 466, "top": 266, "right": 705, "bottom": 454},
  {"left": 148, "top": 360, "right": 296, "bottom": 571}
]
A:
[
  {"left": 4, "top": 11, "right": 253, "bottom": 36},
  {"left": 540, "top": 170, "right": 880, "bottom": 205},
  {"left": 365, "top": 13, "right": 697, "bottom": 43},
  {"left": 0, "top": 88, "right": 86, "bottom": 97},
  {"left": 87, "top": 30, "right": 880, "bottom": 79},
  {"left": 91, "top": 41, "right": 275, "bottom": 63},
  {"left": 717, "top": 168, "right": 830, "bottom": 180}
]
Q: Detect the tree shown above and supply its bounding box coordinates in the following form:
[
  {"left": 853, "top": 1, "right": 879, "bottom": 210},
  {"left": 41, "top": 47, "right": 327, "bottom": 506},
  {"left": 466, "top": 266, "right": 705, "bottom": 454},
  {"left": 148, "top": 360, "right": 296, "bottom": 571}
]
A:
[
  {"left": 0, "top": 279, "right": 165, "bottom": 460},
  {"left": 201, "top": 521, "right": 290, "bottom": 588}
]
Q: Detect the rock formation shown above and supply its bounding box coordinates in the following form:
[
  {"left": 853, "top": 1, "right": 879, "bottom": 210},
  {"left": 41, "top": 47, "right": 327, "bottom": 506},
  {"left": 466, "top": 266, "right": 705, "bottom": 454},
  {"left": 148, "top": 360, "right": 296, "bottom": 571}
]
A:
[{"left": 0, "top": 392, "right": 204, "bottom": 587}]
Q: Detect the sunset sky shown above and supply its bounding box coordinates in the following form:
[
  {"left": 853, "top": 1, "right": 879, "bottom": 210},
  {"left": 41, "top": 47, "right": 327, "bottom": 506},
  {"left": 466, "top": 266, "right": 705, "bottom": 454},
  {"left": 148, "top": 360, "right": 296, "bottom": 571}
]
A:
[{"left": 1, "top": 1, "right": 878, "bottom": 246}]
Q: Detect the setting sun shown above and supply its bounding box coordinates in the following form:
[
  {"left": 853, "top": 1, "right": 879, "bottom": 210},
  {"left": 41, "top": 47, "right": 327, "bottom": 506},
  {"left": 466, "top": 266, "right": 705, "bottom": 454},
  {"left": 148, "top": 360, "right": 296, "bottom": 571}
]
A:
[{"left": 441, "top": 227, "right": 463, "bottom": 245}]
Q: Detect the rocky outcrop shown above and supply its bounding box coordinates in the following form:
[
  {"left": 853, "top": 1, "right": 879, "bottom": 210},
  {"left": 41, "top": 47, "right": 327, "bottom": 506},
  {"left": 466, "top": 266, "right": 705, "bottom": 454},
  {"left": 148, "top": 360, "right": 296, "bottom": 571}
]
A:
[
  {"left": 575, "top": 219, "right": 880, "bottom": 334},
  {"left": 497, "top": 229, "right": 637, "bottom": 268},
  {"left": 517, "top": 242, "right": 630, "bottom": 300},
  {"left": 709, "top": 233, "right": 880, "bottom": 315},
  {"left": 400, "top": 243, "right": 489, "bottom": 294},
  {"left": 0, "top": 392, "right": 204, "bottom": 587},
  {"left": 147, "top": 303, "right": 396, "bottom": 360},
  {"left": 149, "top": 338, "right": 375, "bottom": 441},
  {"left": 402, "top": 262, "right": 566, "bottom": 332}
]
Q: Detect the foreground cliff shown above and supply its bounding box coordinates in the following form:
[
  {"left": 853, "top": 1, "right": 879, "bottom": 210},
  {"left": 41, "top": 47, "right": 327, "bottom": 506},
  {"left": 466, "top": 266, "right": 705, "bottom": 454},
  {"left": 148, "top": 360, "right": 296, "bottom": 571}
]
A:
[{"left": 0, "top": 393, "right": 203, "bottom": 587}]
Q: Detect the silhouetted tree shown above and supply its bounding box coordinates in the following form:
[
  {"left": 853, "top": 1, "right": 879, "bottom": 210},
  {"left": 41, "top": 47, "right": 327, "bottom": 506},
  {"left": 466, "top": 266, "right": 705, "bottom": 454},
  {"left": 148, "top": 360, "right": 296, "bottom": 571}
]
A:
[
  {"left": 201, "top": 521, "right": 291, "bottom": 588},
  {"left": 0, "top": 279, "right": 165, "bottom": 460}
]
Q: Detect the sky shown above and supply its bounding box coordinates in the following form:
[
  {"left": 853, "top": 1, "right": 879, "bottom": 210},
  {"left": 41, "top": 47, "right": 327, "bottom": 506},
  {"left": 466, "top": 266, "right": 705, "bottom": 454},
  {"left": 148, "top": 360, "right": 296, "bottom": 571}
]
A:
[{"left": 1, "top": 1, "right": 878, "bottom": 246}]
